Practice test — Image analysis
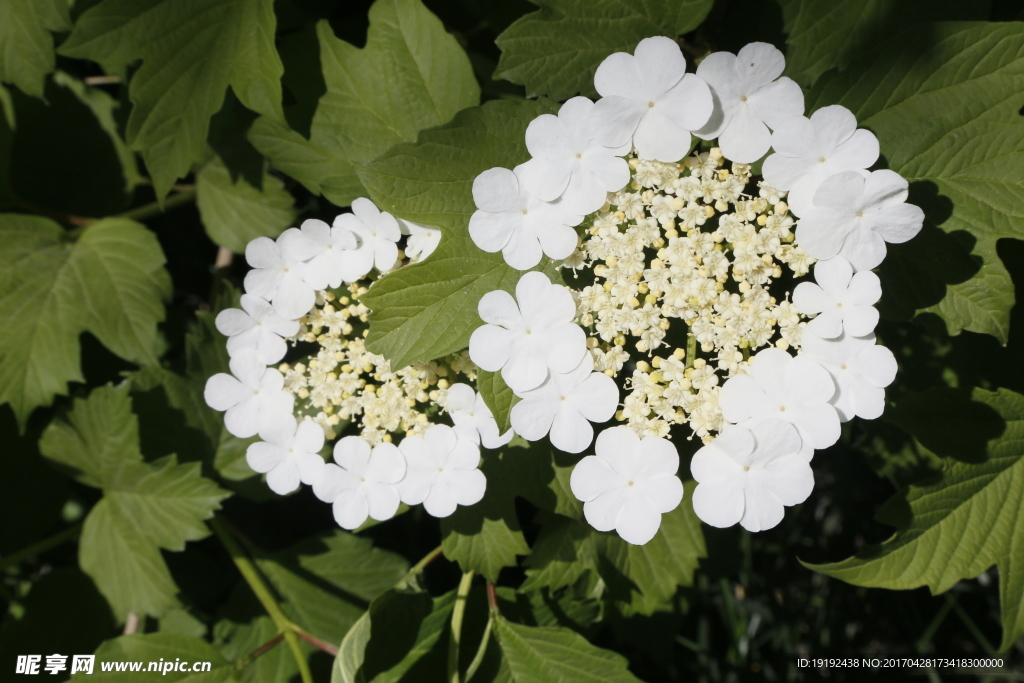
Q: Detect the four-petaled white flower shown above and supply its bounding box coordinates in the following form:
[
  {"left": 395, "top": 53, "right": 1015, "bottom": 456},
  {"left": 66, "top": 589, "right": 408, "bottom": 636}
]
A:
[
  {"left": 690, "top": 420, "right": 813, "bottom": 532},
  {"left": 591, "top": 36, "right": 713, "bottom": 163},
  {"left": 718, "top": 347, "right": 839, "bottom": 460},
  {"left": 570, "top": 426, "right": 684, "bottom": 545},
  {"left": 246, "top": 418, "right": 325, "bottom": 495},
  {"left": 333, "top": 197, "right": 402, "bottom": 276},
  {"left": 278, "top": 218, "right": 361, "bottom": 289},
  {"left": 762, "top": 105, "right": 879, "bottom": 216},
  {"left": 215, "top": 294, "right": 300, "bottom": 364},
  {"left": 398, "top": 424, "right": 486, "bottom": 518},
  {"left": 469, "top": 271, "right": 587, "bottom": 394},
  {"left": 204, "top": 351, "right": 294, "bottom": 438},
  {"left": 799, "top": 331, "right": 898, "bottom": 422},
  {"left": 469, "top": 166, "right": 583, "bottom": 270},
  {"left": 694, "top": 42, "right": 804, "bottom": 164},
  {"left": 397, "top": 217, "right": 442, "bottom": 262},
  {"left": 796, "top": 170, "right": 925, "bottom": 271},
  {"left": 517, "top": 96, "right": 631, "bottom": 215},
  {"left": 243, "top": 236, "right": 316, "bottom": 320},
  {"left": 510, "top": 354, "right": 618, "bottom": 454},
  {"left": 445, "top": 383, "right": 513, "bottom": 449},
  {"left": 792, "top": 256, "right": 881, "bottom": 338},
  {"left": 312, "top": 436, "right": 406, "bottom": 530}
]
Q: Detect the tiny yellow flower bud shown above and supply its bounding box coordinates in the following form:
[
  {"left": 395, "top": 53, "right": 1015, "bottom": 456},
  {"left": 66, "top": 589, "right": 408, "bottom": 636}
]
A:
[
  {"left": 710, "top": 147, "right": 723, "bottom": 160},
  {"left": 604, "top": 369, "right": 615, "bottom": 377},
  {"left": 673, "top": 347, "right": 686, "bottom": 360},
  {"left": 645, "top": 294, "right": 659, "bottom": 305},
  {"left": 382, "top": 434, "right": 393, "bottom": 443},
  {"left": 651, "top": 356, "right": 663, "bottom": 368},
  {"left": 586, "top": 337, "right": 599, "bottom": 349},
  {"left": 659, "top": 320, "right": 671, "bottom": 330},
  {"left": 437, "top": 379, "right": 449, "bottom": 390},
  {"left": 614, "top": 335, "right": 627, "bottom": 346},
  {"left": 636, "top": 361, "right": 651, "bottom": 372},
  {"left": 615, "top": 410, "right": 625, "bottom": 421}
]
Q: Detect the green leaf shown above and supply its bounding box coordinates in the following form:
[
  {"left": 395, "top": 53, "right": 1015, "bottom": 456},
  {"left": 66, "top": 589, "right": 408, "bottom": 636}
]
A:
[
  {"left": 492, "top": 617, "right": 642, "bottom": 682},
  {"left": 215, "top": 616, "right": 299, "bottom": 683},
  {"left": 0, "top": 216, "right": 171, "bottom": 425},
  {"left": 807, "top": 22, "right": 1024, "bottom": 343},
  {"left": 9, "top": 72, "right": 139, "bottom": 217},
  {"left": 86, "top": 633, "right": 235, "bottom": 681},
  {"left": 250, "top": 0, "right": 480, "bottom": 207},
  {"left": 783, "top": 0, "right": 991, "bottom": 87},
  {"left": 196, "top": 155, "right": 297, "bottom": 253},
  {"left": 477, "top": 370, "right": 519, "bottom": 434},
  {"left": 522, "top": 482, "right": 705, "bottom": 615},
  {"left": 441, "top": 449, "right": 531, "bottom": 583},
  {"left": 493, "top": 0, "right": 714, "bottom": 100},
  {"left": 332, "top": 589, "right": 456, "bottom": 683},
  {"left": 358, "top": 98, "right": 562, "bottom": 369},
  {"left": 60, "top": 0, "right": 285, "bottom": 200},
  {"left": 258, "top": 530, "right": 410, "bottom": 645},
  {"left": 0, "top": 0, "right": 70, "bottom": 98},
  {"left": 805, "top": 387, "right": 1024, "bottom": 651},
  {"left": 41, "top": 386, "right": 230, "bottom": 620}
]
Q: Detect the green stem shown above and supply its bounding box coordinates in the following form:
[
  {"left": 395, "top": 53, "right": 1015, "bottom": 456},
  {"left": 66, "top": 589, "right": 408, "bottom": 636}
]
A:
[
  {"left": 236, "top": 632, "right": 285, "bottom": 670},
  {"left": 397, "top": 544, "right": 444, "bottom": 590},
  {"left": 463, "top": 609, "right": 493, "bottom": 683},
  {"left": 448, "top": 571, "right": 475, "bottom": 683},
  {"left": 0, "top": 523, "right": 83, "bottom": 572},
  {"left": 209, "top": 518, "right": 313, "bottom": 683},
  {"left": 916, "top": 596, "right": 955, "bottom": 651},
  {"left": 685, "top": 330, "right": 697, "bottom": 370},
  {"left": 117, "top": 187, "right": 197, "bottom": 223},
  {"left": 949, "top": 595, "right": 995, "bottom": 655}
]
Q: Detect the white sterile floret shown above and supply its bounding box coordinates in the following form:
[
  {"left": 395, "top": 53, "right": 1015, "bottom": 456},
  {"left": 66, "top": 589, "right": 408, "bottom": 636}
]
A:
[
  {"left": 243, "top": 236, "right": 316, "bottom": 319},
  {"left": 333, "top": 197, "right": 402, "bottom": 276},
  {"left": 694, "top": 42, "right": 804, "bottom": 164},
  {"left": 570, "top": 426, "right": 684, "bottom": 545},
  {"left": 445, "top": 383, "right": 513, "bottom": 449},
  {"left": 762, "top": 105, "right": 879, "bottom": 216},
  {"left": 510, "top": 354, "right": 618, "bottom": 454},
  {"left": 246, "top": 418, "right": 326, "bottom": 495},
  {"left": 469, "top": 271, "right": 587, "bottom": 394},
  {"left": 215, "top": 293, "right": 300, "bottom": 364},
  {"left": 792, "top": 257, "right": 880, "bottom": 338},
  {"left": 718, "top": 347, "right": 839, "bottom": 460},
  {"left": 469, "top": 166, "right": 583, "bottom": 269},
  {"left": 278, "top": 218, "right": 360, "bottom": 289},
  {"left": 799, "top": 331, "right": 897, "bottom": 422},
  {"left": 313, "top": 436, "right": 406, "bottom": 529},
  {"left": 398, "top": 424, "right": 486, "bottom": 518},
  {"left": 397, "top": 217, "right": 442, "bottom": 262},
  {"left": 591, "top": 37, "right": 713, "bottom": 163},
  {"left": 204, "top": 351, "right": 294, "bottom": 438},
  {"left": 517, "top": 97, "right": 631, "bottom": 215},
  {"left": 690, "top": 420, "right": 813, "bottom": 532},
  {"left": 796, "top": 170, "right": 925, "bottom": 271}
]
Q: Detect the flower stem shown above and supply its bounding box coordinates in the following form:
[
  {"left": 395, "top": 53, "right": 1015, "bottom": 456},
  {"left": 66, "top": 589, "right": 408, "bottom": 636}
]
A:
[
  {"left": 686, "top": 329, "right": 697, "bottom": 370},
  {"left": 209, "top": 517, "right": 313, "bottom": 683},
  {"left": 448, "top": 571, "right": 475, "bottom": 683},
  {"left": 0, "top": 523, "right": 83, "bottom": 572},
  {"left": 237, "top": 631, "right": 285, "bottom": 670},
  {"left": 117, "top": 187, "right": 197, "bottom": 223},
  {"left": 397, "top": 544, "right": 444, "bottom": 589},
  {"left": 463, "top": 609, "right": 493, "bottom": 683},
  {"left": 292, "top": 625, "right": 339, "bottom": 656}
]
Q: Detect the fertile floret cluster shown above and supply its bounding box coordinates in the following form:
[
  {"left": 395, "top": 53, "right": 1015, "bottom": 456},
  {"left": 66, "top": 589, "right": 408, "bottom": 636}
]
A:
[{"left": 204, "top": 36, "right": 923, "bottom": 546}]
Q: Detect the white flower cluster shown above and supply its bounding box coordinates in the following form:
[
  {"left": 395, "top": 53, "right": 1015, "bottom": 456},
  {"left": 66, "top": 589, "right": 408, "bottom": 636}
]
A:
[
  {"left": 466, "top": 38, "right": 923, "bottom": 541},
  {"left": 204, "top": 196, "right": 495, "bottom": 529}
]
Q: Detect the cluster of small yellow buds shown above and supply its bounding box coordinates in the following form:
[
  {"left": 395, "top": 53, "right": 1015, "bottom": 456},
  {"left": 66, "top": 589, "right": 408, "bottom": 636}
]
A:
[
  {"left": 278, "top": 284, "right": 477, "bottom": 443},
  {"left": 568, "top": 148, "right": 815, "bottom": 441}
]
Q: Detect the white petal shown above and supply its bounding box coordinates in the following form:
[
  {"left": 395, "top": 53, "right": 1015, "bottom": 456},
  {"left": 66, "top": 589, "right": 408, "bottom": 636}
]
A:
[
  {"left": 758, "top": 455, "right": 814, "bottom": 506},
  {"left": 718, "top": 106, "right": 772, "bottom": 164},
  {"left": 243, "top": 268, "right": 282, "bottom": 301},
  {"left": 791, "top": 282, "right": 829, "bottom": 315},
  {"left": 858, "top": 344, "right": 898, "bottom": 388},
  {"left": 446, "top": 383, "right": 477, "bottom": 412},
  {"left": 590, "top": 96, "right": 646, "bottom": 148},
  {"left": 718, "top": 374, "right": 770, "bottom": 423},
  {"left": 738, "top": 486, "right": 785, "bottom": 532},
  {"left": 271, "top": 277, "right": 315, "bottom": 319},
  {"left": 246, "top": 442, "right": 285, "bottom": 474},
  {"left": 615, "top": 496, "right": 662, "bottom": 545},
  {"left": 872, "top": 203, "right": 925, "bottom": 245},
  {"left": 334, "top": 491, "right": 370, "bottom": 530},
  {"left": 636, "top": 473, "right": 683, "bottom": 513},
  {"left": 366, "top": 483, "right": 401, "bottom": 521},
  {"left": 568, "top": 372, "right": 618, "bottom": 422},
  {"left": 582, "top": 488, "right": 626, "bottom": 532},
  {"left": 570, "top": 455, "right": 622, "bottom": 502},
  {"left": 846, "top": 271, "right": 882, "bottom": 306},
  {"left": 814, "top": 256, "right": 853, "bottom": 297},
  {"left": 501, "top": 225, "right": 543, "bottom": 270},
  {"left": 294, "top": 419, "right": 325, "bottom": 453},
  {"left": 367, "top": 442, "right": 406, "bottom": 485},
  {"left": 594, "top": 52, "right": 645, "bottom": 99},
  {"left": 842, "top": 304, "right": 879, "bottom": 337},
  {"left": 468, "top": 325, "right": 512, "bottom": 372},
  {"left": 448, "top": 469, "right": 486, "bottom": 506},
  {"left": 810, "top": 105, "right": 858, "bottom": 150},
  {"left": 472, "top": 167, "right": 519, "bottom": 213},
  {"left": 593, "top": 426, "right": 641, "bottom": 475},
  {"left": 549, "top": 407, "right": 594, "bottom": 454},
  {"left": 204, "top": 374, "right": 247, "bottom": 411},
  {"left": 265, "top": 462, "right": 301, "bottom": 495},
  {"left": 839, "top": 224, "right": 888, "bottom": 271},
  {"left": 245, "top": 237, "right": 281, "bottom": 269},
  {"left": 691, "top": 478, "right": 745, "bottom": 528},
  {"left": 224, "top": 400, "right": 262, "bottom": 438},
  {"left": 750, "top": 77, "right": 804, "bottom": 131},
  {"left": 633, "top": 110, "right": 692, "bottom": 163},
  {"left": 334, "top": 436, "right": 371, "bottom": 473},
  {"left": 510, "top": 396, "right": 557, "bottom": 441},
  {"left": 216, "top": 308, "right": 254, "bottom": 337},
  {"left": 423, "top": 483, "right": 459, "bottom": 518}
]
